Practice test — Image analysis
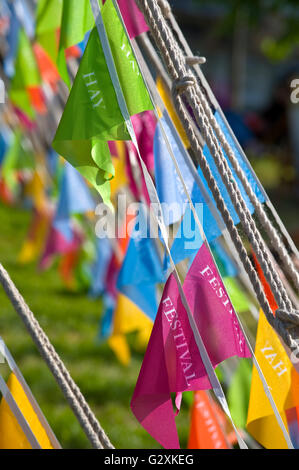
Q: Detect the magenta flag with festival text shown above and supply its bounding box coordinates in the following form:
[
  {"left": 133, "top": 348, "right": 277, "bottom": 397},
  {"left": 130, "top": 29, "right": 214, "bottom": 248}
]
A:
[
  {"left": 184, "top": 242, "right": 251, "bottom": 363},
  {"left": 131, "top": 243, "right": 250, "bottom": 448}
]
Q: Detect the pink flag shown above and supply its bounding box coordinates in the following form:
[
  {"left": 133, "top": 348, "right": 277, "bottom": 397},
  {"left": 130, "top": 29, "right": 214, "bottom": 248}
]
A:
[
  {"left": 126, "top": 111, "right": 156, "bottom": 204},
  {"left": 131, "top": 243, "right": 250, "bottom": 448},
  {"left": 39, "top": 225, "right": 83, "bottom": 270},
  {"left": 103, "top": 0, "right": 149, "bottom": 38}
]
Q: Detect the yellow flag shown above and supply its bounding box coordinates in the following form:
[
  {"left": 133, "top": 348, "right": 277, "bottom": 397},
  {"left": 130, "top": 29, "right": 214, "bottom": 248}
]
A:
[
  {"left": 108, "top": 294, "right": 153, "bottom": 366},
  {"left": 18, "top": 211, "right": 50, "bottom": 264},
  {"left": 247, "top": 310, "right": 299, "bottom": 448},
  {"left": 25, "top": 170, "right": 48, "bottom": 211},
  {"left": 110, "top": 141, "right": 128, "bottom": 198},
  {"left": 156, "top": 76, "right": 190, "bottom": 148},
  {"left": 0, "top": 373, "right": 54, "bottom": 449}
]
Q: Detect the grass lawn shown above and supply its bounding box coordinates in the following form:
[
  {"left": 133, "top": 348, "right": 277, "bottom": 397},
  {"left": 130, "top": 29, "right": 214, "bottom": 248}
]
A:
[{"left": 0, "top": 202, "right": 191, "bottom": 449}]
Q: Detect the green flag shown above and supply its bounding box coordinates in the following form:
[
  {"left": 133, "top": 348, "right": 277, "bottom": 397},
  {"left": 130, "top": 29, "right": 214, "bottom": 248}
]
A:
[
  {"left": 227, "top": 358, "right": 252, "bottom": 429},
  {"left": 36, "top": 0, "right": 62, "bottom": 36},
  {"left": 35, "top": 0, "right": 63, "bottom": 63},
  {"left": 53, "top": 0, "right": 153, "bottom": 204},
  {"left": 223, "top": 276, "right": 250, "bottom": 313},
  {"left": 103, "top": 0, "right": 153, "bottom": 115},
  {"left": 57, "top": 0, "right": 95, "bottom": 87},
  {"left": 9, "top": 89, "right": 35, "bottom": 120},
  {"left": 12, "top": 29, "right": 40, "bottom": 89},
  {"left": 9, "top": 29, "right": 40, "bottom": 118}
]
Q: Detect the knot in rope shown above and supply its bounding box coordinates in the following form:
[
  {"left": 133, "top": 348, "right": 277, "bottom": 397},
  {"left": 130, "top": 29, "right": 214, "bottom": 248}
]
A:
[
  {"left": 172, "top": 76, "right": 196, "bottom": 96},
  {"left": 186, "top": 56, "right": 206, "bottom": 66},
  {"left": 276, "top": 309, "right": 299, "bottom": 329}
]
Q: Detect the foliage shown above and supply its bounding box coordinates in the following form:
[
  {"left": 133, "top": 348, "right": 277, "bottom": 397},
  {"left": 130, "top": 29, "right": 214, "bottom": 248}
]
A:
[{"left": 192, "top": 0, "right": 299, "bottom": 62}]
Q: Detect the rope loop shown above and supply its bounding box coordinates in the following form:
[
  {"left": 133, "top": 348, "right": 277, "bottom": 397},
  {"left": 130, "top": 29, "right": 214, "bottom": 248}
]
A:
[
  {"left": 186, "top": 56, "right": 206, "bottom": 66},
  {"left": 172, "top": 76, "right": 196, "bottom": 95}
]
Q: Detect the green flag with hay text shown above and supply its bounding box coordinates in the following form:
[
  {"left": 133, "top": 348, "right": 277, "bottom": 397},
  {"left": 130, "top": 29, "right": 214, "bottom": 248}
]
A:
[{"left": 53, "top": 0, "right": 153, "bottom": 205}]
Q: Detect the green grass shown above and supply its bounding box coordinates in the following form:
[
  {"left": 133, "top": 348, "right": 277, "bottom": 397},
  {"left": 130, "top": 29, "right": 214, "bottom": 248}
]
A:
[{"left": 0, "top": 202, "right": 192, "bottom": 449}]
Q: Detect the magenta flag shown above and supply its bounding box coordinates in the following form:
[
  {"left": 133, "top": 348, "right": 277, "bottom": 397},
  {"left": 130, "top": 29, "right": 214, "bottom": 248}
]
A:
[
  {"left": 184, "top": 242, "right": 251, "bottom": 363},
  {"left": 131, "top": 272, "right": 210, "bottom": 449},
  {"left": 131, "top": 243, "right": 251, "bottom": 448},
  {"left": 103, "top": 0, "right": 149, "bottom": 39}
]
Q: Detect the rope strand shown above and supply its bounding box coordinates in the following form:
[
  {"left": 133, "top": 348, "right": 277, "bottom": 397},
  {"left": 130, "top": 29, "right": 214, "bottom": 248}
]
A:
[
  {"left": 135, "top": 0, "right": 299, "bottom": 350},
  {"left": 0, "top": 263, "right": 114, "bottom": 449}
]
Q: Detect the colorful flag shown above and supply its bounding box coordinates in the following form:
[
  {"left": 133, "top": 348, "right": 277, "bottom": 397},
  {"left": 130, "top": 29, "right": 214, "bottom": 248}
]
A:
[
  {"left": 39, "top": 225, "right": 83, "bottom": 270},
  {"left": 33, "top": 43, "right": 60, "bottom": 92},
  {"left": 227, "top": 358, "right": 252, "bottom": 429},
  {"left": 53, "top": 162, "right": 94, "bottom": 241},
  {"left": 9, "top": 28, "right": 41, "bottom": 118},
  {"left": 183, "top": 242, "right": 251, "bottom": 365},
  {"left": 103, "top": 0, "right": 149, "bottom": 39},
  {"left": 24, "top": 170, "right": 48, "bottom": 211},
  {"left": 246, "top": 309, "right": 299, "bottom": 448},
  {"left": 210, "top": 239, "right": 238, "bottom": 278},
  {"left": 131, "top": 272, "right": 211, "bottom": 449},
  {"left": 188, "top": 391, "right": 230, "bottom": 449},
  {"left": 223, "top": 277, "right": 250, "bottom": 314},
  {"left": 116, "top": 207, "right": 165, "bottom": 321},
  {"left": 3, "top": 1, "right": 20, "bottom": 78},
  {"left": 0, "top": 373, "right": 54, "bottom": 449},
  {"left": 53, "top": 0, "right": 152, "bottom": 204},
  {"left": 109, "top": 141, "right": 128, "bottom": 198},
  {"left": 286, "top": 407, "right": 299, "bottom": 448},
  {"left": 156, "top": 76, "right": 190, "bottom": 149},
  {"left": 131, "top": 243, "right": 250, "bottom": 448},
  {"left": 108, "top": 293, "right": 153, "bottom": 366},
  {"left": 169, "top": 109, "right": 267, "bottom": 265},
  {"left": 57, "top": 0, "right": 94, "bottom": 86},
  {"left": 215, "top": 111, "right": 265, "bottom": 203},
  {"left": 1, "top": 130, "right": 22, "bottom": 193},
  {"left": 89, "top": 237, "right": 113, "bottom": 297},
  {"left": 18, "top": 209, "right": 51, "bottom": 264},
  {"left": 154, "top": 113, "right": 194, "bottom": 225}
]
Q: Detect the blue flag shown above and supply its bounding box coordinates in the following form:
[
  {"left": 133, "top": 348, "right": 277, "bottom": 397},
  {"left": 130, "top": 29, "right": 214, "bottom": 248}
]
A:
[
  {"left": 170, "top": 110, "right": 265, "bottom": 264},
  {"left": 154, "top": 114, "right": 194, "bottom": 225},
  {"left": 98, "top": 292, "right": 115, "bottom": 340},
  {"left": 116, "top": 207, "right": 165, "bottom": 321},
  {"left": 89, "top": 237, "right": 113, "bottom": 298},
  {"left": 3, "top": 1, "right": 20, "bottom": 77},
  {"left": 53, "top": 162, "right": 95, "bottom": 241}
]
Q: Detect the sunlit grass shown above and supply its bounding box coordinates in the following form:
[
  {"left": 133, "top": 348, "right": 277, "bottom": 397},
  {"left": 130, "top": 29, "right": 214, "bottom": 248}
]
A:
[{"left": 0, "top": 202, "right": 191, "bottom": 449}]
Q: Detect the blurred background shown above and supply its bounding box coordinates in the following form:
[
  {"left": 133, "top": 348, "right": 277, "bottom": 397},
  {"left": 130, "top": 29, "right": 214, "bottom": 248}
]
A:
[
  {"left": 0, "top": 0, "right": 298, "bottom": 450},
  {"left": 173, "top": 0, "right": 299, "bottom": 239}
]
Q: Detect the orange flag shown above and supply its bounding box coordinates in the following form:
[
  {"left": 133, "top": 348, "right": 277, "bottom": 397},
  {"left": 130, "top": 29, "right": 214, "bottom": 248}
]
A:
[
  {"left": 188, "top": 391, "right": 230, "bottom": 449},
  {"left": 27, "top": 87, "right": 47, "bottom": 115},
  {"left": 33, "top": 43, "right": 60, "bottom": 93}
]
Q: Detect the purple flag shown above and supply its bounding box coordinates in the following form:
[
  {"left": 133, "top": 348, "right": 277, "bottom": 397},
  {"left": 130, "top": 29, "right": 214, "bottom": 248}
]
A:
[{"left": 131, "top": 243, "right": 250, "bottom": 448}]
